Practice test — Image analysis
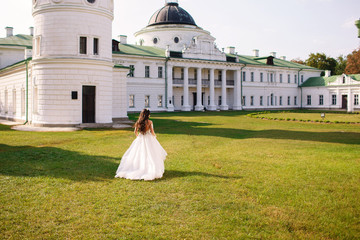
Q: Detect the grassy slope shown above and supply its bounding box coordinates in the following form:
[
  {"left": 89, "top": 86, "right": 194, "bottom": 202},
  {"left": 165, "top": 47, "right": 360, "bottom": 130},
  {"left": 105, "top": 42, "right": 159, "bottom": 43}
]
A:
[{"left": 1, "top": 111, "right": 359, "bottom": 239}]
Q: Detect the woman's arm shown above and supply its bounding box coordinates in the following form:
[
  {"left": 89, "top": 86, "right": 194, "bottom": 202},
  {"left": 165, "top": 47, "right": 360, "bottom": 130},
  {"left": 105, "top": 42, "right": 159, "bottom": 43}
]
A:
[
  {"left": 149, "top": 121, "right": 156, "bottom": 137},
  {"left": 134, "top": 127, "right": 139, "bottom": 137}
]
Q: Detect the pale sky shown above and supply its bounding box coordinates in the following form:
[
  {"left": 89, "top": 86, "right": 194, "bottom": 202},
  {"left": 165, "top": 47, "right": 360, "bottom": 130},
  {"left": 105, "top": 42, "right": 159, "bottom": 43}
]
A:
[{"left": 1, "top": 0, "right": 359, "bottom": 60}]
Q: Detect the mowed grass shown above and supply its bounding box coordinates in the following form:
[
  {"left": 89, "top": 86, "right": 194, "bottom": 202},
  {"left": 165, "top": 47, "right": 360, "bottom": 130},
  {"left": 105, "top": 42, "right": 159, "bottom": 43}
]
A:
[
  {"left": 255, "top": 110, "right": 360, "bottom": 123},
  {"left": 1, "top": 111, "right": 360, "bottom": 239}
]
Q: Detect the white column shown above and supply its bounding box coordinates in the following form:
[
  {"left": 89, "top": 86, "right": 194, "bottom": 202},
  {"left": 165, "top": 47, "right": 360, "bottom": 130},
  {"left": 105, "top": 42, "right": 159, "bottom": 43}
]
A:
[
  {"left": 182, "top": 67, "right": 191, "bottom": 111},
  {"left": 233, "top": 70, "right": 242, "bottom": 110},
  {"left": 220, "top": 69, "right": 228, "bottom": 110},
  {"left": 348, "top": 89, "right": 353, "bottom": 112},
  {"left": 208, "top": 68, "right": 216, "bottom": 111},
  {"left": 167, "top": 64, "right": 174, "bottom": 112},
  {"left": 195, "top": 67, "right": 204, "bottom": 111}
]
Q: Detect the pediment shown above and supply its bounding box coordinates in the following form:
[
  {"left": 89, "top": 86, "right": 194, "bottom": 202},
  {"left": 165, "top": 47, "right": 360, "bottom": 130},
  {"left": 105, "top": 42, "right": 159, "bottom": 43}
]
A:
[{"left": 182, "top": 34, "right": 226, "bottom": 61}]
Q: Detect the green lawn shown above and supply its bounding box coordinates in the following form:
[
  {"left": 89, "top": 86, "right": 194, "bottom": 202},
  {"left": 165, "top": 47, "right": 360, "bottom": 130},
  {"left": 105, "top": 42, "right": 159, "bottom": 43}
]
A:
[
  {"left": 253, "top": 110, "right": 360, "bottom": 124},
  {"left": 1, "top": 111, "right": 360, "bottom": 239}
]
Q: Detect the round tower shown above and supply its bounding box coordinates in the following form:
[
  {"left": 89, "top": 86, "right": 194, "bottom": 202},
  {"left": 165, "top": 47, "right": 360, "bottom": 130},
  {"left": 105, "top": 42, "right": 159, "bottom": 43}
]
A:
[{"left": 31, "top": 0, "right": 114, "bottom": 126}]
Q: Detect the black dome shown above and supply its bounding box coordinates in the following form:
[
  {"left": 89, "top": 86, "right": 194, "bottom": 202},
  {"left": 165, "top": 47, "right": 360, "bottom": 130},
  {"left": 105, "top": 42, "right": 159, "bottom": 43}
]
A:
[{"left": 148, "top": 1, "right": 197, "bottom": 27}]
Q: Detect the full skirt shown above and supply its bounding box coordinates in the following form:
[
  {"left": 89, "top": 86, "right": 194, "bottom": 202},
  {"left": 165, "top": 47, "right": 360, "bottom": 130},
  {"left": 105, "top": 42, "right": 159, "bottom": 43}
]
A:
[{"left": 115, "top": 133, "right": 167, "bottom": 180}]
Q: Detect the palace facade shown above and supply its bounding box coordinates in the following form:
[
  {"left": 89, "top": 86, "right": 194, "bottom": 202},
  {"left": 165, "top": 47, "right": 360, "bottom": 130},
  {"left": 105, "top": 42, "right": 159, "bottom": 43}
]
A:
[{"left": 0, "top": 0, "right": 359, "bottom": 126}]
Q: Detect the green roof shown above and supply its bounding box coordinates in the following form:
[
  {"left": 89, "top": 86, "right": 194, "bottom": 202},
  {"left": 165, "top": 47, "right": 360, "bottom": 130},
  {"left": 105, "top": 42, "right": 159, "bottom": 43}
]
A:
[
  {"left": 114, "top": 64, "right": 130, "bottom": 69},
  {"left": 0, "top": 58, "right": 31, "bottom": 73},
  {"left": 0, "top": 35, "right": 320, "bottom": 71},
  {"left": 114, "top": 44, "right": 166, "bottom": 58},
  {"left": 0, "top": 34, "right": 33, "bottom": 49},
  {"left": 114, "top": 43, "right": 319, "bottom": 71},
  {"left": 301, "top": 74, "right": 360, "bottom": 87}
]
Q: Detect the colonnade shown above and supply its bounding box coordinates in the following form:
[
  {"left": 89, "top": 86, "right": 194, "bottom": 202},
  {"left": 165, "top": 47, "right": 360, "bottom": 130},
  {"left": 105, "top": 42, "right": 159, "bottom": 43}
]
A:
[{"left": 166, "top": 64, "right": 243, "bottom": 111}]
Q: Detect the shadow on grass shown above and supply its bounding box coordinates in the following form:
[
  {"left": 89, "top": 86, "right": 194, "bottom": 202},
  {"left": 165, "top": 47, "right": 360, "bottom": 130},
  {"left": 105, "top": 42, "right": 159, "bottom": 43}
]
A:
[
  {"left": 152, "top": 118, "right": 360, "bottom": 145},
  {"left": 0, "top": 144, "right": 241, "bottom": 182},
  {"left": 0, "top": 144, "right": 119, "bottom": 181},
  {"left": 163, "top": 170, "right": 242, "bottom": 180}
]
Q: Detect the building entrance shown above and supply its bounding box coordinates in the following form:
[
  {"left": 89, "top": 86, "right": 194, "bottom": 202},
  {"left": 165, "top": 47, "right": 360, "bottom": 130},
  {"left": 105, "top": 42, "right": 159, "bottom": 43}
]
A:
[
  {"left": 342, "top": 95, "right": 348, "bottom": 109},
  {"left": 82, "top": 86, "right": 96, "bottom": 123}
]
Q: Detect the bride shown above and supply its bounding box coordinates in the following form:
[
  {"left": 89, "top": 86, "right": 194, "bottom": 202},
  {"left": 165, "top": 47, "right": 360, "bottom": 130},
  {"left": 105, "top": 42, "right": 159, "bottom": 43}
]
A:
[{"left": 115, "top": 109, "right": 167, "bottom": 181}]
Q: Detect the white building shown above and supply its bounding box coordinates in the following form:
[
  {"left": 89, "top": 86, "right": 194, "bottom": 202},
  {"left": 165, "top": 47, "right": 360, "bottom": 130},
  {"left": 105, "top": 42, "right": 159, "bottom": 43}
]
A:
[{"left": 0, "top": 0, "right": 359, "bottom": 127}]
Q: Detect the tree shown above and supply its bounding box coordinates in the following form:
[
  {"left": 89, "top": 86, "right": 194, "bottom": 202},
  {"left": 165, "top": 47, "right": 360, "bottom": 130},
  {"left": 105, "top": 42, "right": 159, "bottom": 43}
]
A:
[
  {"left": 345, "top": 48, "right": 360, "bottom": 74},
  {"left": 334, "top": 55, "right": 347, "bottom": 75},
  {"left": 305, "top": 53, "right": 337, "bottom": 76},
  {"left": 291, "top": 58, "right": 305, "bottom": 65}
]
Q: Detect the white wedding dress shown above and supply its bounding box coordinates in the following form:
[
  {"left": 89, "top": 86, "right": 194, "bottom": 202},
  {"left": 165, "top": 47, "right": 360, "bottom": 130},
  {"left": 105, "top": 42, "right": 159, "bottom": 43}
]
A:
[{"left": 115, "top": 126, "right": 167, "bottom": 181}]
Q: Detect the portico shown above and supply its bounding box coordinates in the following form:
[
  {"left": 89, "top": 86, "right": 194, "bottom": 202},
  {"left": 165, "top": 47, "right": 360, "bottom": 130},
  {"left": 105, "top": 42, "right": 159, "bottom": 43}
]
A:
[{"left": 168, "top": 62, "right": 240, "bottom": 111}]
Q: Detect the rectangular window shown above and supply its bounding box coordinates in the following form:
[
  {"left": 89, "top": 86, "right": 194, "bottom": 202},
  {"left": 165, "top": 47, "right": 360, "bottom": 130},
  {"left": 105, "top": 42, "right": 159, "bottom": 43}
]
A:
[
  {"left": 250, "top": 96, "right": 254, "bottom": 106},
  {"left": 80, "top": 37, "right": 87, "bottom": 54},
  {"left": 242, "top": 96, "right": 246, "bottom": 106},
  {"left": 93, "top": 38, "right": 99, "bottom": 55},
  {"left": 158, "top": 95, "right": 163, "bottom": 107},
  {"left": 5, "top": 90, "right": 8, "bottom": 113},
  {"left": 129, "top": 95, "right": 135, "bottom": 108},
  {"left": 208, "top": 96, "right": 210, "bottom": 105},
  {"left": 251, "top": 72, "right": 254, "bottom": 82},
  {"left": 307, "top": 95, "right": 312, "bottom": 105},
  {"left": 21, "top": 89, "right": 25, "bottom": 116},
  {"left": 242, "top": 72, "right": 246, "bottom": 82},
  {"left": 194, "top": 69, "right": 198, "bottom": 80},
  {"left": 288, "top": 96, "right": 291, "bottom": 105},
  {"left": 288, "top": 74, "right": 290, "bottom": 83},
  {"left": 145, "top": 66, "right": 150, "bottom": 78},
  {"left": 270, "top": 73, "right": 273, "bottom": 82},
  {"left": 294, "top": 75, "right": 297, "bottom": 84},
  {"left": 260, "top": 96, "right": 263, "bottom": 106},
  {"left": 260, "top": 73, "right": 263, "bottom": 82},
  {"left": 280, "top": 74, "right": 283, "bottom": 83},
  {"left": 12, "top": 89, "right": 16, "bottom": 113},
  {"left": 218, "top": 96, "right": 222, "bottom": 106},
  {"left": 33, "top": 88, "right": 38, "bottom": 114},
  {"left": 301, "top": 75, "right": 304, "bottom": 83},
  {"left": 354, "top": 94, "right": 359, "bottom": 105},
  {"left": 279, "top": 96, "right": 282, "bottom": 106},
  {"left": 319, "top": 95, "right": 324, "bottom": 105},
  {"left": 294, "top": 96, "right": 297, "bottom": 105},
  {"left": 181, "top": 96, "right": 184, "bottom": 106},
  {"left": 35, "top": 36, "right": 41, "bottom": 56},
  {"left": 332, "top": 95, "right": 337, "bottom": 105},
  {"left": 158, "top": 67, "right": 163, "bottom": 78},
  {"left": 181, "top": 68, "right": 184, "bottom": 80},
  {"left": 218, "top": 71, "right": 222, "bottom": 81},
  {"left": 145, "top": 95, "right": 150, "bottom": 107}
]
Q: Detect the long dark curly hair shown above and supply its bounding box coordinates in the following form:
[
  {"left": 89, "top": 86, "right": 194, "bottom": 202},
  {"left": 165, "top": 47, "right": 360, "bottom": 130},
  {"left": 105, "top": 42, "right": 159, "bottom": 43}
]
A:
[{"left": 135, "top": 109, "right": 151, "bottom": 134}]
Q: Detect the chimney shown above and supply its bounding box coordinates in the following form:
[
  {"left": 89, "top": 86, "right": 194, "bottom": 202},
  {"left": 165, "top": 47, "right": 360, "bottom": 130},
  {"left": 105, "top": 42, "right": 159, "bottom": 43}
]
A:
[
  {"left": 280, "top": 56, "right": 286, "bottom": 60},
  {"left": 119, "top": 35, "right": 127, "bottom": 44},
  {"left": 5, "top": 27, "right": 13, "bottom": 37},
  {"left": 29, "top": 27, "right": 34, "bottom": 36},
  {"left": 324, "top": 70, "right": 331, "bottom": 77},
  {"left": 253, "top": 49, "right": 259, "bottom": 57},
  {"left": 270, "top": 52, "right": 277, "bottom": 58},
  {"left": 226, "top": 46, "right": 235, "bottom": 55}
]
